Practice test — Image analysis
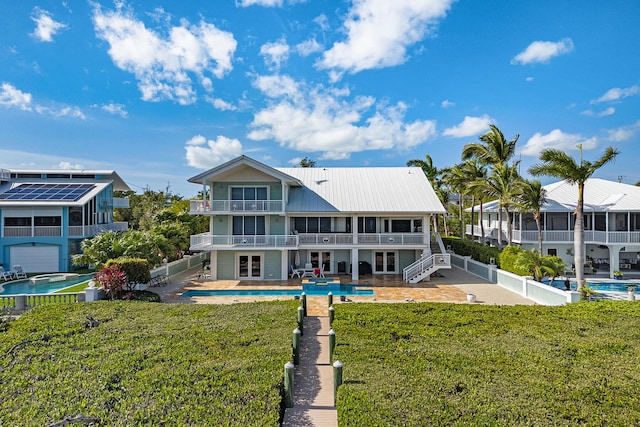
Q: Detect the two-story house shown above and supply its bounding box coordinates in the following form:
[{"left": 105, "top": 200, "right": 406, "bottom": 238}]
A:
[
  {"left": 466, "top": 178, "right": 640, "bottom": 278},
  {"left": 187, "top": 156, "right": 448, "bottom": 282},
  {"left": 0, "top": 169, "right": 130, "bottom": 273}
]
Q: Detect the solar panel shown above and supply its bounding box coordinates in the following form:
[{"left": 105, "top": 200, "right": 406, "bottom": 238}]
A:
[{"left": 0, "top": 183, "right": 95, "bottom": 202}]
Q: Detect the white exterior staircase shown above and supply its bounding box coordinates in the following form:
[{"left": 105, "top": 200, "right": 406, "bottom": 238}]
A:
[{"left": 403, "top": 233, "right": 451, "bottom": 283}]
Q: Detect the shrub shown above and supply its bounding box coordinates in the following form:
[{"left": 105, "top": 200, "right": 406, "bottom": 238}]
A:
[
  {"left": 442, "top": 237, "right": 500, "bottom": 266},
  {"left": 125, "top": 290, "right": 161, "bottom": 302},
  {"left": 498, "top": 245, "right": 530, "bottom": 276},
  {"left": 94, "top": 265, "right": 128, "bottom": 299},
  {"left": 105, "top": 257, "right": 151, "bottom": 290}
]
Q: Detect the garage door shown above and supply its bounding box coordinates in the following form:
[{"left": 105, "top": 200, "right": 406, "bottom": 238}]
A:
[{"left": 10, "top": 246, "right": 59, "bottom": 273}]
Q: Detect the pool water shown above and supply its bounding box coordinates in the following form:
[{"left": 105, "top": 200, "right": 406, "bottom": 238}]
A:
[
  {"left": 181, "top": 284, "right": 374, "bottom": 298},
  {"left": 545, "top": 279, "right": 640, "bottom": 293},
  {"left": 0, "top": 274, "right": 94, "bottom": 296}
]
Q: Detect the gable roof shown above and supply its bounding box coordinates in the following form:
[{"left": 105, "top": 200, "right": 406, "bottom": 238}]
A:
[
  {"left": 277, "top": 166, "right": 445, "bottom": 214},
  {"left": 188, "top": 155, "right": 302, "bottom": 186},
  {"left": 480, "top": 178, "right": 640, "bottom": 212}
]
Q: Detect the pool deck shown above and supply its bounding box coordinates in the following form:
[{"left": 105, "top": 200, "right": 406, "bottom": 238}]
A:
[{"left": 157, "top": 266, "right": 535, "bottom": 314}]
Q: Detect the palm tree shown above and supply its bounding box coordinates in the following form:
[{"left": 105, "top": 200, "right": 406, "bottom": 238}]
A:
[
  {"left": 443, "top": 163, "right": 468, "bottom": 239},
  {"left": 515, "top": 248, "right": 565, "bottom": 282},
  {"left": 469, "top": 163, "right": 523, "bottom": 249},
  {"left": 461, "top": 124, "right": 518, "bottom": 167},
  {"left": 461, "top": 160, "right": 488, "bottom": 243},
  {"left": 529, "top": 146, "right": 619, "bottom": 289},
  {"left": 515, "top": 180, "right": 547, "bottom": 254},
  {"left": 407, "top": 154, "right": 448, "bottom": 234}
]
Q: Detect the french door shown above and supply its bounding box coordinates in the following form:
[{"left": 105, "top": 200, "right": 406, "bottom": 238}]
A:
[
  {"left": 238, "top": 253, "right": 262, "bottom": 279},
  {"left": 310, "top": 251, "right": 332, "bottom": 274},
  {"left": 375, "top": 251, "right": 396, "bottom": 273}
]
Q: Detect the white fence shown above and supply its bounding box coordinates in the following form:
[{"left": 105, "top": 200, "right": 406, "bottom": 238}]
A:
[
  {"left": 450, "top": 253, "right": 579, "bottom": 306},
  {"left": 150, "top": 252, "right": 208, "bottom": 279}
]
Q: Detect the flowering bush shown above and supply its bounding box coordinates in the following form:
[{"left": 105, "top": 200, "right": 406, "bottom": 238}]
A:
[{"left": 94, "top": 265, "right": 128, "bottom": 299}]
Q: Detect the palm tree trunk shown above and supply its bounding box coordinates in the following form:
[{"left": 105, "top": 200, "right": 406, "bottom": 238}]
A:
[
  {"left": 458, "top": 191, "right": 464, "bottom": 239},
  {"left": 497, "top": 204, "right": 503, "bottom": 250},
  {"left": 480, "top": 200, "right": 485, "bottom": 245},
  {"left": 535, "top": 214, "right": 543, "bottom": 254},
  {"left": 506, "top": 207, "right": 513, "bottom": 245},
  {"left": 470, "top": 196, "right": 476, "bottom": 243},
  {"left": 575, "top": 184, "right": 585, "bottom": 290}
]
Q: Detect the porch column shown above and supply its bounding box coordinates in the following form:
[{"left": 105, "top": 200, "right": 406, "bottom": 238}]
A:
[
  {"left": 351, "top": 248, "right": 359, "bottom": 281},
  {"left": 281, "top": 249, "right": 288, "bottom": 280},
  {"left": 210, "top": 250, "right": 218, "bottom": 280},
  {"left": 424, "top": 215, "right": 430, "bottom": 254},
  {"left": 281, "top": 183, "right": 286, "bottom": 214},
  {"left": 609, "top": 246, "right": 621, "bottom": 279},
  {"left": 352, "top": 215, "right": 358, "bottom": 244}
]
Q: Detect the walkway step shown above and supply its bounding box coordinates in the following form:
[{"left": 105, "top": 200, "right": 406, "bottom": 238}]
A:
[{"left": 282, "top": 315, "right": 338, "bottom": 427}]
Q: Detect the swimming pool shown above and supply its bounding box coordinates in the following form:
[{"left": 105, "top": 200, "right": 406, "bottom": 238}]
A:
[
  {"left": 0, "top": 274, "right": 94, "bottom": 296},
  {"left": 545, "top": 279, "right": 640, "bottom": 293},
  {"left": 181, "top": 284, "right": 375, "bottom": 298}
]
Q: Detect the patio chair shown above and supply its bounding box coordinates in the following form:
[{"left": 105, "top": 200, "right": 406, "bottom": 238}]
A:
[
  {"left": 13, "top": 265, "right": 27, "bottom": 279},
  {"left": 0, "top": 266, "right": 14, "bottom": 281},
  {"left": 290, "top": 265, "right": 301, "bottom": 279}
]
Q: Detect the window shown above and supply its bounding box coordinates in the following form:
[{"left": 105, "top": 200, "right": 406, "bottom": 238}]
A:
[
  {"left": 34, "top": 216, "right": 61, "bottom": 226},
  {"left": 232, "top": 216, "right": 265, "bottom": 235},
  {"left": 292, "top": 217, "right": 331, "bottom": 233},
  {"left": 547, "top": 249, "right": 557, "bottom": 256},
  {"left": 391, "top": 220, "right": 411, "bottom": 233},
  {"left": 4, "top": 217, "right": 31, "bottom": 226},
  {"left": 231, "top": 186, "right": 268, "bottom": 200},
  {"left": 358, "top": 217, "right": 376, "bottom": 233}
]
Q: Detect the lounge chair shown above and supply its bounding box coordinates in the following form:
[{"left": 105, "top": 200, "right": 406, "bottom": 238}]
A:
[
  {"left": 13, "top": 265, "right": 27, "bottom": 279},
  {"left": 290, "top": 265, "right": 301, "bottom": 279},
  {"left": 0, "top": 266, "right": 14, "bottom": 281}
]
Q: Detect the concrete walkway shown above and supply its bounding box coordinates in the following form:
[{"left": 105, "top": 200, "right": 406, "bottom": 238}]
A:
[{"left": 282, "top": 314, "right": 338, "bottom": 427}]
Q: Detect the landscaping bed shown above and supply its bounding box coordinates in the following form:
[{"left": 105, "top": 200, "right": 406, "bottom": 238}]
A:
[
  {"left": 333, "top": 301, "right": 640, "bottom": 426},
  {"left": 0, "top": 301, "right": 297, "bottom": 426}
]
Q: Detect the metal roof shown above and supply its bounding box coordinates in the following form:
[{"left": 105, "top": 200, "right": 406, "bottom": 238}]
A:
[
  {"left": 277, "top": 167, "right": 445, "bottom": 214},
  {"left": 480, "top": 178, "right": 640, "bottom": 212}
]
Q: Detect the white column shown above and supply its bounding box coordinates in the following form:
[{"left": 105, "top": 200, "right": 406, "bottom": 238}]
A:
[
  {"left": 352, "top": 215, "right": 358, "bottom": 244},
  {"left": 351, "top": 248, "right": 359, "bottom": 281},
  {"left": 281, "top": 250, "right": 288, "bottom": 280},
  {"left": 210, "top": 250, "right": 218, "bottom": 280}
]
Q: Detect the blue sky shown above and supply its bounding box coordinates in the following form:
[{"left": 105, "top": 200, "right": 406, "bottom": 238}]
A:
[{"left": 0, "top": 0, "right": 638, "bottom": 197}]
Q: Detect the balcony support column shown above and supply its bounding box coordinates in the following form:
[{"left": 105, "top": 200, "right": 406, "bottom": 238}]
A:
[{"left": 351, "top": 248, "right": 359, "bottom": 281}]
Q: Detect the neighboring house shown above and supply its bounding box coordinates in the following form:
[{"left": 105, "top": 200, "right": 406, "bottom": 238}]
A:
[
  {"left": 466, "top": 178, "right": 640, "bottom": 278},
  {"left": 187, "top": 156, "right": 448, "bottom": 282},
  {"left": 0, "top": 169, "right": 130, "bottom": 273}
]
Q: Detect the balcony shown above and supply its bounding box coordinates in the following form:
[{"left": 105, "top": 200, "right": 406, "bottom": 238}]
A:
[
  {"left": 189, "top": 199, "right": 284, "bottom": 214},
  {"left": 190, "top": 233, "right": 298, "bottom": 250},
  {"left": 67, "top": 222, "right": 129, "bottom": 237},
  {"left": 297, "top": 233, "right": 426, "bottom": 247},
  {"left": 467, "top": 224, "right": 640, "bottom": 245}
]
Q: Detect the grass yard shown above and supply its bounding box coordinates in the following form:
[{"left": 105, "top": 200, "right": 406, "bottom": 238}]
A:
[
  {"left": 0, "top": 300, "right": 297, "bottom": 426},
  {"left": 333, "top": 301, "right": 640, "bottom": 426}
]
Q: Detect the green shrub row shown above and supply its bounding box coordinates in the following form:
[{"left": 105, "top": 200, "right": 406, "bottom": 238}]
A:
[
  {"left": 105, "top": 257, "right": 151, "bottom": 286},
  {"left": 0, "top": 301, "right": 298, "bottom": 426},
  {"left": 333, "top": 302, "right": 640, "bottom": 426},
  {"left": 442, "top": 237, "right": 500, "bottom": 266}
]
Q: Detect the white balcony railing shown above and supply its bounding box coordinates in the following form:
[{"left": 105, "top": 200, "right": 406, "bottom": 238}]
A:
[
  {"left": 467, "top": 224, "right": 640, "bottom": 245},
  {"left": 297, "top": 233, "right": 425, "bottom": 246},
  {"left": 190, "top": 233, "right": 298, "bottom": 250},
  {"left": 189, "top": 199, "right": 283, "bottom": 214},
  {"left": 67, "top": 222, "right": 128, "bottom": 237},
  {"left": 3, "top": 226, "right": 62, "bottom": 237},
  {"left": 112, "top": 197, "right": 130, "bottom": 208}
]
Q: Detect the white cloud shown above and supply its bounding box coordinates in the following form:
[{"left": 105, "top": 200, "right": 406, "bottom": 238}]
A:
[
  {"left": 520, "top": 129, "right": 597, "bottom": 156},
  {"left": 205, "top": 96, "right": 238, "bottom": 111},
  {"left": 607, "top": 120, "right": 640, "bottom": 142},
  {"left": 317, "top": 0, "right": 453, "bottom": 76},
  {"left": 442, "top": 115, "right": 492, "bottom": 138},
  {"left": 101, "top": 102, "right": 128, "bottom": 117},
  {"left": 296, "top": 38, "right": 323, "bottom": 56},
  {"left": 57, "top": 161, "right": 84, "bottom": 169},
  {"left": 259, "top": 38, "right": 290, "bottom": 71},
  {"left": 184, "top": 134, "right": 244, "bottom": 168},
  {"left": 441, "top": 99, "right": 455, "bottom": 108},
  {"left": 31, "top": 7, "right": 67, "bottom": 42},
  {"left": 580, "top": 107, "right": 615, "bottom": 117},
  {"left": 0, "top": 83, "right": 32, "bottom": 110},
  {"left": 591, "top": 84, "right": 640, "bottom": 104},
  {"left": 526, "top": 76, "right": 534, "bottom": 82},
  {"left": 1, "top": 82, "right": 85, "bottom": 119},
  {"left": 511, "top": 38, "right": 574, "bottom": 65},
  {"left": 247, "top": 75, "right": 437, "bottom": 159},
  {"left": 92, "top": 3, "right": 237, "bottom": 105},
  {"left": 235, "top": 0, "right": 306, "bottom": 7}
]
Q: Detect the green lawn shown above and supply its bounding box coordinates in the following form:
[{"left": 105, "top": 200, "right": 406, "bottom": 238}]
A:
[
  {"left": 333, "top": 301, "right": 640, "bottom": 426},
  {"left": 0, "top": 301, "right": 297, "bottom": 426}
]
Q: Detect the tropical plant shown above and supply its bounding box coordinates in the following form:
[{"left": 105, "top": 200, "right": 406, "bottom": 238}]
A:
[
  {"left": 529, "top": 146, "right": 619, "bottom": 290},
  {"left": 514, "top": 179, "right": 547, "bottom": 254},
  {"left": 408, "top": 154, "right": 449, "bottom": 234},
  {"left": 514, "top": 248, "right": 565, "bottom": 282},
  {"left": 73, "top": 230, "right": 170, "bottom": 268},
  {"left": 94, "top": 264, "right": 128, "bottom": 299},
  {"left": 461, "top": 124, "right": 518, "bottom": 167}
]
